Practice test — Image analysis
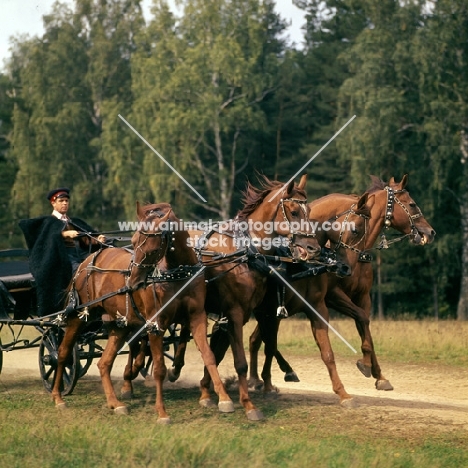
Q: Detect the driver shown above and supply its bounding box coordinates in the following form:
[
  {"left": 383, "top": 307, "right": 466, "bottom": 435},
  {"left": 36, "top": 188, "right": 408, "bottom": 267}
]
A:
[{"left": 19, "top": 187, "right": 107, "bottom": 316}]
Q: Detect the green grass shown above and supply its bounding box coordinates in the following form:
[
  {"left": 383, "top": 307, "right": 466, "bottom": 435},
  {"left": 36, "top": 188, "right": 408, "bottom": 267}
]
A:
[
  {"left": 1, "top": 319, "right": 468, "bottom": 467},
  {"left": 0, "top": 379, "right": 466, "bottom": 468},
  {"left": 273, "top": 319, "right": 468, "bottom": 366}
]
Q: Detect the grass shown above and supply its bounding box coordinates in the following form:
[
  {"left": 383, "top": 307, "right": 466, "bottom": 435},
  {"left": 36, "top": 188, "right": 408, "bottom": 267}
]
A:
[
  {"left": 1, "top": 318, "right": 468, "bottom": 467},
  {"left": 0, "top": 379, "right": 467, "bottom": 468},
  {"left": 273, "top": 318, "right": 468, "bottom": 366}
]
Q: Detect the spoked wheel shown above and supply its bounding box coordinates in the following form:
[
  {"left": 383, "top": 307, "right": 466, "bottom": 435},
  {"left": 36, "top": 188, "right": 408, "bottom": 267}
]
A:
[
  {"left": 39, "top": 327, "right": 79, "bottom": 396},
  {"left": 0, "top": 338, "right": 3, "bottom": 375},
  {"left": 77, "top": 340, "right": 96, "bottom": 378}
]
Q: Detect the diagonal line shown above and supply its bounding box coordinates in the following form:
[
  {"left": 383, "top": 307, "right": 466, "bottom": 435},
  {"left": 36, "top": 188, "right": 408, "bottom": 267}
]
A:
[
  {"left": 118, "top": 114, "right": 207, "bottom": 203},
  {"left": 268, "top": 267, "right": 357, "bottom": 353},
  {"left": 118, "top": 266, "right": 206, "bottom": 354},
  {"left": 268, "top": 115, "right": 357, "bottom": 202}
]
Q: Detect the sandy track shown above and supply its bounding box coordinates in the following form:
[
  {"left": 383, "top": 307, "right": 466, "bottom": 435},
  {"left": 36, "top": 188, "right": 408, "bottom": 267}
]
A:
[{"left": 1, "top": 339, "right": 467, "bottom": 431}]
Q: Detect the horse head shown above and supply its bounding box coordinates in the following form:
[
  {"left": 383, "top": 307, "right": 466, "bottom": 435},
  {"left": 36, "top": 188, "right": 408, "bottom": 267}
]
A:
[
  {"left": 240, "top": 174, "right": 321, "bottom": 261},
  {"left": 129, "top": 202, "right": 173, "bottom": 289},
  {"left": 381, "top": 175, "right": 436, "bottom": 246}
]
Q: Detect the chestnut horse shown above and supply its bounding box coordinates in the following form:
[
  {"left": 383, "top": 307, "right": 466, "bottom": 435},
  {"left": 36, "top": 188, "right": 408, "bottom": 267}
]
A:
[
  {"left": 50, "top": 202, "right": 234, "bottom": 423},
  {"left": 249, "top": 174, "right": 436, "bottom": 393},
  {"left": 247, "top": 192, "right": 370, "bottom": 406},
  {"left": 188, "top": 175, "right": 322, "bottom": 420}
]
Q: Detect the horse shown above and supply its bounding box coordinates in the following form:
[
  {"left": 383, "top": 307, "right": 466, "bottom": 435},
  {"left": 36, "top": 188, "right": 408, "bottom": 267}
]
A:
[
  {"left": 187, "top": 174, "right": 323, "bottom": 420},
  {"left": 247, "top": 192, "right": 370, "bottom": 406},
  {"left": 50, "top": 202, "right": 234, "bottom": 423},
  {"left": 248, "top": 174, "right": 436, "bottom": 392}
]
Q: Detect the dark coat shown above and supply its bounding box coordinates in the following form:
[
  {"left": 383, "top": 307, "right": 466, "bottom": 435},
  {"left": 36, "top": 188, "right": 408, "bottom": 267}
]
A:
[{"left": 19, "top": 216, "right": 97, "bottom": 316}]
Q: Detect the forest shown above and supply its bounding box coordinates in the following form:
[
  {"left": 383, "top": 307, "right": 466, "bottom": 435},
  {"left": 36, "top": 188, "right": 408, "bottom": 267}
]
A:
[{"left": 0, "top": 0, "right": 466, "bottom": 320}]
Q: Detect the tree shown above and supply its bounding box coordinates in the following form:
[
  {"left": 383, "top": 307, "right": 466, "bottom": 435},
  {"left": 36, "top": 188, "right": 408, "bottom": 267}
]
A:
[
  {"left": 129, "top": 0, "right": 287, "bottom": 219},
  {"left": 6, "top": 0, "right": 144, "bottom": 230},
  {"left": 413, "top": 0, "right": 468, "bottom": 320},
  {"left": 332, "top": 0, "right": 460, "bottom": 317}
]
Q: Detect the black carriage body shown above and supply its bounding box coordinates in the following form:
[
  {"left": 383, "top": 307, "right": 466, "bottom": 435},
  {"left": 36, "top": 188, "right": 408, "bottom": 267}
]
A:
[{"left": 0, "top": 249, "right": 36, "bottom": 320}]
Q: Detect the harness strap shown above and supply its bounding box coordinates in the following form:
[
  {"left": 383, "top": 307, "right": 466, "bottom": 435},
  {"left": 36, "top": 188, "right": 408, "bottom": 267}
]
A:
[{"left": 74, "top": 286, "right": 131, "bottom": 311}]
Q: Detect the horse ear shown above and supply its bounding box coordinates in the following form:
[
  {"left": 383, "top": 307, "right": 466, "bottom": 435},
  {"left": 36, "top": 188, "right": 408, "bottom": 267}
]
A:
[
  {"left": 357, "top": 192, "right": 369, "bottom": 210},
  {"left": 136, "top": 201, "right": 144, "bottom": 220},
  {"left": 400, "top": 174, "right": 408, "bottom": 189},
  {"left": 285, "top": 179, "right": 295, "bottom": 196},
  {"left": 388, "top": 176, "right": 396, "bottom": 186},
  {"left": 297, "top": 174, "right": 307, "bottom": 190}
]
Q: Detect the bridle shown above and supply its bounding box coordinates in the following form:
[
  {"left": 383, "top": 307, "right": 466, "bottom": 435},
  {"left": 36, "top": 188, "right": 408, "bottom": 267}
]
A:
[
  {"left": 377, "top": 186, "right": 425, "bottom": 249},
  {"left": 278, "top": 197, "right": 319, "bottom": 259},
  {"left": 130, "top": 228, "right": 172, "bottom": 270},
  {"left": 330, "top": 205, "right": 370, "bottom": 260},
  {"left": 383, "top": 186, "right": 423, "bottom": 233}
]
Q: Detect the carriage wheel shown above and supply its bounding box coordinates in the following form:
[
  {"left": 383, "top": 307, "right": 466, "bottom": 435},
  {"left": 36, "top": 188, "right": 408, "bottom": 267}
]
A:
[
  {"left": 38, "top": 327, "right": 79, "bottom": 396},
  {"left": 0, "top": 339, "right": 3, "bottom": 375},
  {"left": 77, "top": 340, "right": 96, "bottom": 378}
]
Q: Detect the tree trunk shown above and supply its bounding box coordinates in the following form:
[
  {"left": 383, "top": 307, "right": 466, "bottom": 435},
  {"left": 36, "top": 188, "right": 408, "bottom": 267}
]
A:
[{"left": 457, "top": 129, "right": 468, "bottom": 320}]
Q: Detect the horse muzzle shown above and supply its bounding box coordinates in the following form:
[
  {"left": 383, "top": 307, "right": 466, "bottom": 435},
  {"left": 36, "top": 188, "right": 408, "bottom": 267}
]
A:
[{"left": 412, "top": 228, "right": 436, "bottom": 246}]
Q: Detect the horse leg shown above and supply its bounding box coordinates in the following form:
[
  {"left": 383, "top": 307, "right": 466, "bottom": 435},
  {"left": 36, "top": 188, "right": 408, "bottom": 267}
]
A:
[
  {"left": 353, "top": 294, "right": 393, "bottom": 390},
  {"left": 199, "top": 323, "right": 231, "bottom": 408},
  {"left": 121, "top": 338, "right": 147, "bottom": 399},
  {"left": 248, "top": 322, "right": 263, "bottom": 389},
  {"left": 51, "top": 316, "right": 85, "bottom": 408},
  {"left": 189, "top": 313, "right": 234, "bottom": 414},
  {"left": 147, "top": 333, "right": 171, "bottom": 424},
  {"left": 167, "top": 324, "right": 190, "bottom": 382},
  {"left": 96, "top": 326, "right": 130, "bottom": 414},
  {"left": 307, "top": 306, "right": 356, "bottom": 407},
  {"left": 254, "top": 310, "right": 280, "bottom": 395},
  {"left": 326, "top": 288, "right": 393, "bottom": 390},
  {"left": 226, "top": 316, "right": 264, "bottom": 421}
]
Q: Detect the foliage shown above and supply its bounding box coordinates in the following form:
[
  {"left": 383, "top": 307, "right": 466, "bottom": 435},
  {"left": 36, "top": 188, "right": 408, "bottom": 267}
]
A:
[{"left": 0, "top": 0, "right": 467, "bottom": 318}]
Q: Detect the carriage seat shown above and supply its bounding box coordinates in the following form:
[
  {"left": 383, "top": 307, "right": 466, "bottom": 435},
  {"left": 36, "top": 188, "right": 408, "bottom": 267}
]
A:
[{"left": 0, "top": 250, "right": 35, "bottom": 291}]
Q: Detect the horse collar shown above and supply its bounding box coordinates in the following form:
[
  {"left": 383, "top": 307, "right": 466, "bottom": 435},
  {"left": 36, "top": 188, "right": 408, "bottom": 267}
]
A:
[{"left": 384, "top": 186, "right": 396, "bottom": 228}]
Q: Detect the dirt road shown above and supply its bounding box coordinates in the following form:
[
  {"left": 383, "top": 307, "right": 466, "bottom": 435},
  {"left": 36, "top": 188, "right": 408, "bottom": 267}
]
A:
[{"left": 1, "top": 339, "right": 467, "bottom": 431}]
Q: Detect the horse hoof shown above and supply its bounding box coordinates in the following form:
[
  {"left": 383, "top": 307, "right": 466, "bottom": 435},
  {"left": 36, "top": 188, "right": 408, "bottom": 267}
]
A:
[
  {"left": 375, "top": 379, "right": 394, "bottom": 391},
  {"left": 199, "top": 398, "right": 216, "bottom": 409},
  {"left": 248, "top": 378, "right": 264, "bottom": 391},
  {"left": 157, "top": 417, "right": 171, "bottom": 425},
  {"left": 120, "top": 390, "right": 133, "bottom": 400},
  {"left": 356, "top": 360, "right": 372, "bottom": 378},
  {"left": 167, "top": 368, "right": 181, "bottom": 383},
  {"left": 114, "top": 406, "right": 129, "bottom": 415},
  {"left": 55, "top": 402, "right": 67, "bottom": 411},
  {"left": 340, "top": 398, "right": 358, "bottom": 409},
  {"left": 263, "top": 388, "right": 279, "bottom": 398},
  {"left": 284, "top": 372, "right": 300, "bottom": 382},
  {"left": 247, "top": 409, "right": 264, "bottom": 421},
  {"left": 218, "top": 401, "right": 235, "bottom": 413}
]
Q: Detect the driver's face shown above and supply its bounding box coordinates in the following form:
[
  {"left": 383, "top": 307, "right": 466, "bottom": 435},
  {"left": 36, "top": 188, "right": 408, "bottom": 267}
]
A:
[{"left": 51, "top": 197, "right": 70, "bottom": 215}]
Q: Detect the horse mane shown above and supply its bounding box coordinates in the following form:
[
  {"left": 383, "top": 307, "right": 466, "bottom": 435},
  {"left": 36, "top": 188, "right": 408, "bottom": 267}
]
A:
[
  {"left": 236, "top": 175, "right": 306, "bottom": 220},
  {"left": 366, "top": 175, "right": 387, "bottom": 194}
]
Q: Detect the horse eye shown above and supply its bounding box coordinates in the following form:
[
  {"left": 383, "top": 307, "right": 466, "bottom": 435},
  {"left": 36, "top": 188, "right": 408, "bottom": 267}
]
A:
[
  {"left": 290, "top": 210, "right": 299, "bottom": 217},
  {"left": 409, "top": 203, "right": 416, "bottom": 208},
  {"left": 352, "top": 228, "right": 358, "bottom": 235}
]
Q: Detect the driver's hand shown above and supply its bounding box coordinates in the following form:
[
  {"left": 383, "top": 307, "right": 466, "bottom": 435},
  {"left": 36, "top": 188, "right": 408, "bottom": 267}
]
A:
[
  {"left": 62, "top": 230, "right": 79, "bottom": 238},
  {"left": 97, "top": 234, "right": 106, "bottom": 243}
]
